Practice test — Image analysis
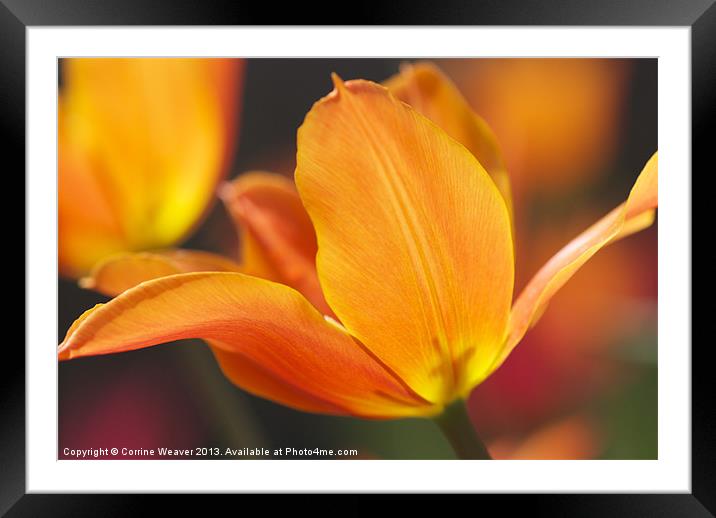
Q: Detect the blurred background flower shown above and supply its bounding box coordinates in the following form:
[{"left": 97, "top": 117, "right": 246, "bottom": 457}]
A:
[
  {"left": 441, "top": 59, "right": 631, "bottom": 199},
  {"left": 59, "top": 58, "right": 244, "bottom": 278},
  {"left": 58, "top": 58, "right": 657, "bottom": 460}
]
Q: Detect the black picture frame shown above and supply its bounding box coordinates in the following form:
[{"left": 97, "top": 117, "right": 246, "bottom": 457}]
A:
[{"left": 6, "top": 0, "right": 708, "bottom": 513}]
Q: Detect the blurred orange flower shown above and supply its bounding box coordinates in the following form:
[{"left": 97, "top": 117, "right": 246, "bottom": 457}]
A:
[
  {"left": 59, "top": 65, "right": 657, "bottom": 426},
  {"left": 59, "top": 58, "right": 244, "bottom": 278},
  {"left": 490, "top": 413, "right": 602, "bottom": 460},
  {"left": 442, "top": 58, "right": 630, "bottom": 197}
]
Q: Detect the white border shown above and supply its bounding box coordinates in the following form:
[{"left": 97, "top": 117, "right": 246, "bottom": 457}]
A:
[{"left": 27, "top": 27, "right": 691, "bottom": 492}]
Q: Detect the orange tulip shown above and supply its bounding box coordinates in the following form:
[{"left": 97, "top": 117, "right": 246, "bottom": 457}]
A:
[
  {"left": 59, "top": 58, "right": 244, "bottom": 278},
  {"left": 59, "top": 65, "right": 657, "bottom": 454}
]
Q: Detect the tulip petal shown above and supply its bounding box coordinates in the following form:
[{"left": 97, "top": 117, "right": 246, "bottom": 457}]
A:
[
  {"left": 385, "top": 63, "right": 513, "bottom": 220},
  {"left": 59, "top": 272, "right": 433, "bottom": 418},
  {"left": 80, "top": 249, "right": 243, "bottom": 297},
  {"left": 497, "top": 153, "right": 658, "bottom": 371},
  {"left": 58, "top": 107, "right": 128, "bottom": 278},
  {"left": 59, "top": 58, "right": 242, "bottom": 276},
  {"left": 220, "top": 172, "right": 332, "bottom": 315},
  {"left": 209, "top": 342, "right": 348, "bottom": 415},
  {"left": 295, "top": 77, "right": 514, "bottom": 403}
]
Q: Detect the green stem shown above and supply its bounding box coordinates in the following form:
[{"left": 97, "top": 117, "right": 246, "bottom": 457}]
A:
[{"left": 433, "top": 400, "right": 492, "bottom": 459}]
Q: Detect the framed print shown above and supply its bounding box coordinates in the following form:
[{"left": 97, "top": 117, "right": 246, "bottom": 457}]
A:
[{"left": 7, "top": 0, "right": 710, "bottom": 513}]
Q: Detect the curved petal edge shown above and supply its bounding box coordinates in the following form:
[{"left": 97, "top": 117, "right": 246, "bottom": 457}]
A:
[
  {"left": 60, "top": 272, "right": 434, "bottom": 418},
  {"left": 494, "top": 152, "right": 658, "bottom": 373}
]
